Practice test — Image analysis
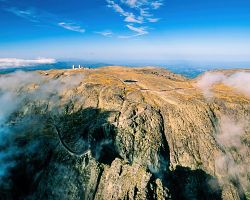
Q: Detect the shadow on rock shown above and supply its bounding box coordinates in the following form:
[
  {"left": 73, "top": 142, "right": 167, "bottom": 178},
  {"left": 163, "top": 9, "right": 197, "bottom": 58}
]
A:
[
  {"left": 167, "top": 166, "right": 222, "bottom": 200},
  {"left": 0, "top": 107, "right": 120, "bottom": 200},
  {"left": 54, "top": 107, "right": 120, "bottom": 165}
]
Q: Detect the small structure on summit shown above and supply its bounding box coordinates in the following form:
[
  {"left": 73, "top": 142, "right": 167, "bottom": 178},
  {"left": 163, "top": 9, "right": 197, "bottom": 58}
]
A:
[{"left": 72, "top": 64, "right": 88, "bottom": 69}]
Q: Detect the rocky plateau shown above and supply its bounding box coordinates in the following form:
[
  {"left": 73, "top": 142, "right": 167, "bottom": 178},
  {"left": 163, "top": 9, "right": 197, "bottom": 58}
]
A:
[{"left": 0, "top": 66, "right": 249, "bottom": 200}]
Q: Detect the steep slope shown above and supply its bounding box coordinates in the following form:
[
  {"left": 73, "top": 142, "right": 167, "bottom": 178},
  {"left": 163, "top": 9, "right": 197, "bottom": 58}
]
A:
[{"left": 0, "top": 66, "right": 249, "bottom": 200}]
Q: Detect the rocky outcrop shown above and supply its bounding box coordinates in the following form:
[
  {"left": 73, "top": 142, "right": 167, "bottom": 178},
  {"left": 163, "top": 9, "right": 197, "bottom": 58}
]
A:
[{"left": 0, "top": 66, "right": 249, "bottom": 200}]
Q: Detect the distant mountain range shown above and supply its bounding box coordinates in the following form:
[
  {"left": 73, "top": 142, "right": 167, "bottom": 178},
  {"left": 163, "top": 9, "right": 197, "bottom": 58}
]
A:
[
  {"left": 1, "top": 60, "right": 249, "bottom": 79},
  {"left": 0, "top": 61, "right": 113, "bottom": 74}
]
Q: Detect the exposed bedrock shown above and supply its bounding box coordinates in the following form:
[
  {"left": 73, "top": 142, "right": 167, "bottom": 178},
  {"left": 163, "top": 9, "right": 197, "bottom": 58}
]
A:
[{"left": 0, "top": 67, "right": 249, "bottom": 200}]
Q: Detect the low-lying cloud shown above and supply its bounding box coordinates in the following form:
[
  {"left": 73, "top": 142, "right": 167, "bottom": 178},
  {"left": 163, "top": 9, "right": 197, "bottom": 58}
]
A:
[
  {"left": 0, "top": 71, "right": 84, "bottom": 187},
  {"left": 223, "top": 72, "right": 250, "bottom": 97},
  {"left": 197, "top": 71, "right": 250, "bottom": 98},
  {"left": 197, "top": 71, "right": 250, "bottom": 196},
  {"left": 215, "top": 116, "right": 250, "bottom": 195},
  {"left": 0, "top": 58, "right": 56, "bottom": 69}
]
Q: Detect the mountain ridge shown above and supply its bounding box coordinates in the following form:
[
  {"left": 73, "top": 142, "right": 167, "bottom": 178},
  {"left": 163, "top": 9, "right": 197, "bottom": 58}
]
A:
[{"left": 0, "top": 66, "right": 249, "bottom": 200}]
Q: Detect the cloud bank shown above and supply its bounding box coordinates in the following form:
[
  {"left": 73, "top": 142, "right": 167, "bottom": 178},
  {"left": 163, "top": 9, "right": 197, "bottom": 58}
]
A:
[
  {"left": 0, "top": 71, "right": 84, "bottom": 186},
  {"left": 0, "top": 58, "right": 56, "bottom": 69},
  {"left": 215, "top": 116, "right": 250, "bottom": 195},
  {"left": 197, "top": 72, "right": 250, "bottom": 195},
  {"left": 223, "top": 72, "right": 250, "bottom": 97},
  {"left": 197, "top": 71, "right": 250, "bottom": 98},
  {"left": 197, "top": 71, "right": 250, "bottom": 195}
]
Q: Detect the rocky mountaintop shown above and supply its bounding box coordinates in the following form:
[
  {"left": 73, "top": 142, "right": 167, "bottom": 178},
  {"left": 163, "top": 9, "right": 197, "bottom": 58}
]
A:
[{"left": 0, "top": 66, "right": 249, "bottom": 200}]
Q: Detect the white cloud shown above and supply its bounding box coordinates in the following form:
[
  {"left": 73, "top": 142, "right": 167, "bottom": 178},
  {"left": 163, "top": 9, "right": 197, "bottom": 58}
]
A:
[
  {"left": 106, "top": 0, "right": 162, "bottom": 37},
  {"left": 196, "top": 71, "right": 250, "bottom": 192},
  {"left": 95, "top": 30, "right": 113, "bottom": 37},
  {"left": 121, "top": 0, "right": 137, "bottom": 8},
  {"left": 215, "top": 116, "right": 250, "bottom": 192},
  {"left": 121, "top": 0, "right": 144, "bottom": 8},
  {"left": 119, "top": 24, "right": 148, "bottom": 38},
  {"left": 126, "top": 24, "right": 148, "bottom": 35},
  {"left": 124, "top": 14, "right": 143, "bottom": 23},
  {"left": 121, "top": 0, "right": 163, "bottom": 9},
  {"left": 147, "top": 17, "right": 160, "bottom": 22},
  {"left": 107, "top": 0, "right": 128, "bottom": 16},
  {"left": 0, "top": 58, "right": 56, "bottom": 69},
  {"left": 197, "top": 71, "right": 250, "bottom": 98},
  {"left": 113, "top": 3, "right": 126, "bottom": 14},
  {"left": 0, "top": 71, "right": 85, "bottom": 182},
  {"left": 216, "top": 116, "right": 245, "bottom": 148},
  {"left": 4, "top": 7, "right": 39, "bottom": 23},
  {"left": 223, "top": 72, "right": 250, "bottom": 97},
  {"left": 120, "top": 0, "right": 163, "bottom": 10},
  {"left": 196, "top": 72, "right": 226, "bottom": 98},
  {"left": 4, "top": 6, "right": 86, "bottom": 33},
  {"left": 140, "top": 8, "right": 152, "bottom": 17},
  {"left": 58, "top": 22, "right": 85, "bottom": 33},
  {"left": 107, "top": 0, "right": 142, "bottom": 23},
  {"left": 151, "top": 1, "right": 163, "bottom": 9}
]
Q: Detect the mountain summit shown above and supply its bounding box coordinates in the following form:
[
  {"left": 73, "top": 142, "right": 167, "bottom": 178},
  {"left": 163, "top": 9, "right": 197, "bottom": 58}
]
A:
[{"left": 0, "top": 66, "right": 249, "bottom": 200}]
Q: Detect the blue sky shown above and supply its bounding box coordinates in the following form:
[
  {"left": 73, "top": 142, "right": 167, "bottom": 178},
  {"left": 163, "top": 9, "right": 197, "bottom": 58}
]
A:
[{"left": 0, "top": 0, "right": 250, "bottom": 64}]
